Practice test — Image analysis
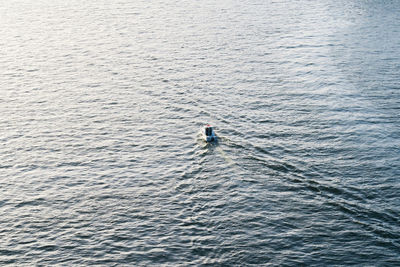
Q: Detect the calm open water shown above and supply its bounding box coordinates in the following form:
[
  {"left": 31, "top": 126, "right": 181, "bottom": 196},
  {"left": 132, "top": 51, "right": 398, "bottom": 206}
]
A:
[{"left": 1, "top": 0, "right": 400, "bottom": 265}]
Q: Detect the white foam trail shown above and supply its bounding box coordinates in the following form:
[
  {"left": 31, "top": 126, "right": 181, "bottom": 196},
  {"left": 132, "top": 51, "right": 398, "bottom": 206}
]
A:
[{"left": 216, "top": 146, "right": 235, "bottom": 166}]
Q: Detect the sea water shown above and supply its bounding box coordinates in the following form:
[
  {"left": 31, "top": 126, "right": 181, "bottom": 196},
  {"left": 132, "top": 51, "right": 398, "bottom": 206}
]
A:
[{"left": 1, "top": 0, "right": 399, "bottom": 265}]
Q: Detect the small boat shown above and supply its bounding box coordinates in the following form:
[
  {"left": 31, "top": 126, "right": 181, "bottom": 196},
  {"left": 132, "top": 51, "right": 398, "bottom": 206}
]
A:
[{"left": 203, "top": 124, "right": 217, "bottom": 142}]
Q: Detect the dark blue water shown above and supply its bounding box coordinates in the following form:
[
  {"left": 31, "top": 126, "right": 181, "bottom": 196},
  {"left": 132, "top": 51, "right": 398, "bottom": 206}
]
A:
[{"left": 1, "top": 0, "right": 399, "bottom": 265}]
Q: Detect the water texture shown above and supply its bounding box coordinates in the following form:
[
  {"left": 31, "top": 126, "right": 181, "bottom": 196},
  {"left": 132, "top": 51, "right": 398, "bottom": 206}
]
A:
[{"left": 1, "top": 0, "right": 399, "bottom": 265}]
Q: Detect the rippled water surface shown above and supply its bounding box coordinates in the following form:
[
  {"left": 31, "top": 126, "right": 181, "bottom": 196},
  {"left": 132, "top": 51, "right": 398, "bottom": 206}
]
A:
[{"left": 1, "top": 0, "right": 400, "bottom": 265}]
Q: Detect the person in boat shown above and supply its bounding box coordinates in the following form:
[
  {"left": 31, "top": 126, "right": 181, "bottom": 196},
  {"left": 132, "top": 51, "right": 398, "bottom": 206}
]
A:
[
  {"left": 205, "top": 126, "right": 212, "bottom": 136},
  {"left": 204, "top": 125, "right": 216, "bottom": 142}
]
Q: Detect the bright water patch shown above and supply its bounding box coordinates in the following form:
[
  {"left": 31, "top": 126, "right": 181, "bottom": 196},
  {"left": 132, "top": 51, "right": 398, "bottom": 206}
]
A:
[{"left": 1, "top": 0, "right": 400, "bottom": 265}]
